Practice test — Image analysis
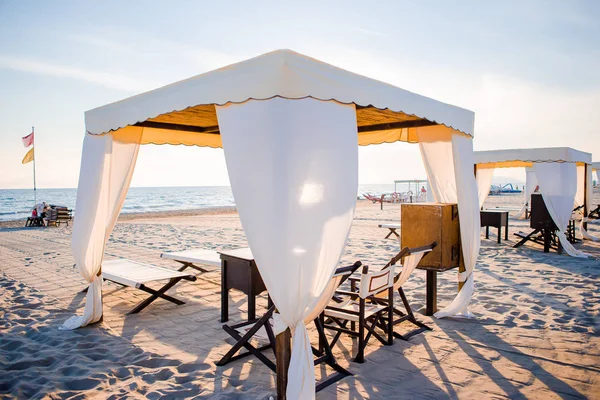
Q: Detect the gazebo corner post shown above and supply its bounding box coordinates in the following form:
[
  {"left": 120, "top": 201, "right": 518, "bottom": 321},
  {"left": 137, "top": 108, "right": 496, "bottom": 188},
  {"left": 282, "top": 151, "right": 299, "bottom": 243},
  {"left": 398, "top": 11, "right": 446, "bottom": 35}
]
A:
[
  {"left": 276, "top": 328, "right": 291, "bottom": 400},
  {"left": 584, "top": 163, "right": 589, "bottom": 231}
]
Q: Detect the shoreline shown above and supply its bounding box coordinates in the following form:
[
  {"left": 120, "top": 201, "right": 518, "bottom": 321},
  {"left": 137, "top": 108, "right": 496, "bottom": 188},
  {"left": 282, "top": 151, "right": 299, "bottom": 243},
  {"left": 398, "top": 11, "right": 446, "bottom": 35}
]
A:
[{"left": 0, "top": 205, "right": 239, "bottom": 229}]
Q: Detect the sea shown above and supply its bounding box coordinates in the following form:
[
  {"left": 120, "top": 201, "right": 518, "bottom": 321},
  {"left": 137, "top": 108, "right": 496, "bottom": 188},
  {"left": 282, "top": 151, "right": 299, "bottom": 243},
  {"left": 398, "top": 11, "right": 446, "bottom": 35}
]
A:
[{"left": 0, "top": 184, "right": 401, "bottom": 222}]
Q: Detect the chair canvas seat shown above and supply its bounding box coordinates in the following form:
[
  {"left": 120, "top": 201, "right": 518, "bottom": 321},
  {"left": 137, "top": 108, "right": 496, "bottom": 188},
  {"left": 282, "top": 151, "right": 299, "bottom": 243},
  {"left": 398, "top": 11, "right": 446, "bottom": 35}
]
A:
[{"left": 324, "top": 300, "right": 387, "bottom": 322}]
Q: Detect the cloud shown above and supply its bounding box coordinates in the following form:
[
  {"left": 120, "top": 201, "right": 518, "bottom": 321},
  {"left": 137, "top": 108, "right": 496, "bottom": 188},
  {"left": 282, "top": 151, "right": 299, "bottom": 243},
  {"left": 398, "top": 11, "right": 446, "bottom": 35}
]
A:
[
  {"left": 0, "top": 55, "right": 155, "bottom": 91},
  {"left": 354, "top": 27, "right": 386, "bottom": 36},
  {"left": 68, "top": 34, "right": 133, "bottom": 53},
  {"left": 69, "top": 29, "right": 241, "bottom": 72}
]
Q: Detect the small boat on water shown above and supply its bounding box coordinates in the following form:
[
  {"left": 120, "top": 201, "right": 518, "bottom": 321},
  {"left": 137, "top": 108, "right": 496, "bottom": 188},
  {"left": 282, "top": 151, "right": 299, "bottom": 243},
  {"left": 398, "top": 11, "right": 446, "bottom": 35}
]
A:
[{"left": 489, "top": 183, "right": 522, "bottom": 195}]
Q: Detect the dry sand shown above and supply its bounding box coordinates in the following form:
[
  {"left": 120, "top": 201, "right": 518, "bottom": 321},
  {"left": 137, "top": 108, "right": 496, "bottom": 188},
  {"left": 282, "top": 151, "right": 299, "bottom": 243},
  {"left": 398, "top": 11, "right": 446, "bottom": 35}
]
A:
[{"left": 1, "top": 195, "right": 600, "bottom": 399}]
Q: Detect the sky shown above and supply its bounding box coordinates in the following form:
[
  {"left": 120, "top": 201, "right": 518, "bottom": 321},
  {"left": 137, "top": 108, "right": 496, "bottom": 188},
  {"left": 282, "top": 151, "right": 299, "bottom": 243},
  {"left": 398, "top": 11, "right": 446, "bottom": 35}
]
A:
[{"left": 0, "top": 0, "right": 598, "bottom": 189}]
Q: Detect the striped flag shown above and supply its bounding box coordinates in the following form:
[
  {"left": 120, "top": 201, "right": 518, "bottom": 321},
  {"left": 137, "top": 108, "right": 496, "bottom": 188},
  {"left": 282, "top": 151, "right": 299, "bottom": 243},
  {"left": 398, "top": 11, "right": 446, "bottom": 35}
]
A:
[
  {"left": 22, "top": 148, "right": 34, "bottom": 164},
  {"left": 22, "top": 131, "right": 34, "bottom": 147}
]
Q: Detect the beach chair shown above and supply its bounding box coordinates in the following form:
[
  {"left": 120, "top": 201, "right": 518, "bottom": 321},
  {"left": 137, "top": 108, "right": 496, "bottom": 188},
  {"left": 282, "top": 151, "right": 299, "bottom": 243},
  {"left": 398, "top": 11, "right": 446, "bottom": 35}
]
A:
[
  {"left": 589, "top": 205, "right": 600, "bottom": 219},
  {"left": 160, "top": 248, "right": 222, "bottom": 273},
  {"left": 323, "top": 264, "right": 395, "bottom": 363},
  {"left": 216, "top": 261, "right": 362, "bottom": 392},
  {"left": 378, "top": 223, "right": 400, "bottom": 239},
  {"left": 98, "top": 259, "right": 197, "bottom": 314},
  {"left": 363, "top": 243, "right": 437, "bottom": 341}
]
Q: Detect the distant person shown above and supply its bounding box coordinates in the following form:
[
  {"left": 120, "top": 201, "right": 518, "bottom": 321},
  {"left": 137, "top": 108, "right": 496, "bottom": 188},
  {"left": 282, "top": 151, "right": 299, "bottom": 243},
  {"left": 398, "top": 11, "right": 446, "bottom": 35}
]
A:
[
  {"left": 421, "top": 186, "right": 426, "bottom": 193},
  {"left": 35, "top": 202, "right": 49, "bottom": 226},
  {"left": 534, "top": 185, "right": 540, "bottom": 193}
]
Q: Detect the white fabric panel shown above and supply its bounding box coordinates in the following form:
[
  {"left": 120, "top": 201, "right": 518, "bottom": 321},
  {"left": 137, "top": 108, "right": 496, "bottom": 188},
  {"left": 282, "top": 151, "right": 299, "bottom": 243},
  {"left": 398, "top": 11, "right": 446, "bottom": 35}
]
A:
[
  {"left": 587, "top": 166, "right": 593, "bottom": 210},
  {"left": 580, "top": 166, "right": 599, "bottom": 240},
  {"left": 217, "top": 98, "right": 358, "bottom": 400},
  {"left": 475, "top": 165, "right": 495, "bottom": 209},
  {"left": 359, "top": 269, "right": 394, "bottom": 298},
  {"left": 580, "top": 218, "right": 599, "bottom": 242},
  {"left": 575, "top": 165, "right": 585, "bottom": 207},
  {"left": 515, "top": 167, "right": 538, "bottom": 219},
  {"left": 417, "top": 127, "right": 480, "bottom": 319},
  {"left": 533, "top": 162, "right": 589, "bottom": 258},
  {"left": 393, "top": 252, "right": 426, "bottom": 290},
  {"left": 86, "top": 50, "right": 474, "bottom": 137},
  {"left": 515, "top": 168, "right": 534, "bottom": 219},
  {"left": 474, "top": 148, "right": 592, "bottom": 165},
  {"left": 60, "top": 133, "right": 140, "bottom": 330}
]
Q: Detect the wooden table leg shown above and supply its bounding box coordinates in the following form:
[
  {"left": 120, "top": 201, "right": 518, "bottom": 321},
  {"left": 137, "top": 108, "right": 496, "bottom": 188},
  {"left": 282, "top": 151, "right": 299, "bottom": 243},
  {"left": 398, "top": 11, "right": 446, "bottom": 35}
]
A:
[
  {"left": 276, "top": 328, "right": 291, "bottom": 400},
  {"left": 248, "top": 294, "right": 256, "bottom": 321},
  {"left": 485, "top": 226, "right": 489, "bottom": 239},
  {"left": 425, "top": 271, "right": 437, "bottom": 316},
  {"left": 505, "top": 222, "right": 509, "bottom": 240},
  {"left": 497, "top": 226, "right": 501, "bottom": 244},
  {"left": 221, "top": 259, "right": 229, "bottom": 322},
  {"left": 543, "top": 230, "right": 550, "bottom": 253}
]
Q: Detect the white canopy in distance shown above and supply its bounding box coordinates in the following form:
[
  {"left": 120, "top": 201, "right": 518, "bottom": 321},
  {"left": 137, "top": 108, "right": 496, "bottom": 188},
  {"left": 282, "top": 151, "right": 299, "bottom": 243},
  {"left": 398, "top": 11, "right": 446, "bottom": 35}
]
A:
[
  {"left": 474, "top": 147, "right": 591, "bottom": 168},
  {"left": 65, "top": 49, "right": 480, "bottom": 399},
  {"left": 474, "top": 147, "right": 594, "bottom": 257}
]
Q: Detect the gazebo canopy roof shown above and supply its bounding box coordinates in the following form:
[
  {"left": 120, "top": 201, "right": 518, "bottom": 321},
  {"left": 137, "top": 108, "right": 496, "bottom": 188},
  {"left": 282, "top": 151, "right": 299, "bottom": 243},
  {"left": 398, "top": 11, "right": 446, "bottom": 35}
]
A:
[
  {"left": 85, "top": 49, "right": 474, "bottom": 148},
  {"left": 592, "top": 162, "right": 600, "bottom": 171},
  {"left": 474, "top": 147, "right": 592, "bottom": 169}
]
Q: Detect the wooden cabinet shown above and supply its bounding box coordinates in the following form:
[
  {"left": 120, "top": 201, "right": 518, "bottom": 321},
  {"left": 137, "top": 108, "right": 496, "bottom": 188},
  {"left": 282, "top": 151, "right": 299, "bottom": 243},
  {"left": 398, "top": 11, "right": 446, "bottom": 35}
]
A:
[{"left": 401, "top": 203, "right": 461, "bottom": 271}]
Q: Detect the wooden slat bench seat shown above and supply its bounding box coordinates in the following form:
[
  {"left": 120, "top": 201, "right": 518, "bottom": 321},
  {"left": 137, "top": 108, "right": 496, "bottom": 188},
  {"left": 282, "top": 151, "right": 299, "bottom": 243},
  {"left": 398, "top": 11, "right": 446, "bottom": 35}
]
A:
[
  {"left": 378, "top": 223, "right": 400, "bottom": 239},
  {"left": 101, "top": 259, "right": 197, "bottom": 314}
]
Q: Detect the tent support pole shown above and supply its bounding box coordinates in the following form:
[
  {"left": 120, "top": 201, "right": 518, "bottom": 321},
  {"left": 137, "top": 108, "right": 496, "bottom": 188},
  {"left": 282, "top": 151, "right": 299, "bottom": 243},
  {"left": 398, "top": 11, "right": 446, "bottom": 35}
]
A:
[
  {"left": 276, "top": 328, "right": 291, "bottom": 400},
  {"left": 32, "top": 126, "right": 37, "bottom": 206},
  {"left": 584, "top": 164, "right": 589, "bottom": 231}
]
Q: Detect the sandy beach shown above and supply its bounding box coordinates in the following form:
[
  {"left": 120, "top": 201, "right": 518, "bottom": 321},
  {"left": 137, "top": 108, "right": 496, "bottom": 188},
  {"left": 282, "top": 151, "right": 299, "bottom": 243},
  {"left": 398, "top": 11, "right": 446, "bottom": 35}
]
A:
[{"left": 1, "top": 197, "right": 600, "bottom": 399}]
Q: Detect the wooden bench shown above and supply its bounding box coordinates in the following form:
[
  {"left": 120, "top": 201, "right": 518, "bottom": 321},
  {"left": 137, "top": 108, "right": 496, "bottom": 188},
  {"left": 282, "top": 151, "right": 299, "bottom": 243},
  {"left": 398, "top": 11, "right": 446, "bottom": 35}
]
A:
[
  {"left": 100, "top": 259, "right": 197, "bottom": 314},
  {"left": 55, "top": 207, "right": 72, "bottom": 226},
  {"left": 378, "top": 223, "right": 400, "bottom": 239}
]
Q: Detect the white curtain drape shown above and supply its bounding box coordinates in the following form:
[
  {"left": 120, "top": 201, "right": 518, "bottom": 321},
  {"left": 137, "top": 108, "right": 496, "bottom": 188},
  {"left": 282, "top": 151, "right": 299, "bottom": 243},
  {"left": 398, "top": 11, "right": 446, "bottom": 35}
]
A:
[
  {"left": 578, "top": 165, "right": 599, "bottom": 241},
  {"left": 475, "top": 165, "right": 495, "bottom": 209},
  {"left": 417, "top": 127, "right": 480, "bottom": 319},
  {"left": 533, "top": 162, "right": 589, "bottom": 258},
  {"left": 60, "top": 133, "right": 140, "bottom": 330},
  {"left": 575, "top": 164, "right": 585, "bottom": 208},
  {"left": 515, "top": 167, "right": 538, "bottom": 219},
  {"left": 216, "top": 98, "right": 358, "bottom": 399}
]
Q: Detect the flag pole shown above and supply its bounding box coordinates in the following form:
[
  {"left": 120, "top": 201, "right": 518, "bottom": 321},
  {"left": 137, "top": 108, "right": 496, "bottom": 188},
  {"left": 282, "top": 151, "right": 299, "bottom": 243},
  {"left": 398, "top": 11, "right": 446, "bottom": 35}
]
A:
[{"left": 32, "top": 126, "right": 36, "bottom": 206}]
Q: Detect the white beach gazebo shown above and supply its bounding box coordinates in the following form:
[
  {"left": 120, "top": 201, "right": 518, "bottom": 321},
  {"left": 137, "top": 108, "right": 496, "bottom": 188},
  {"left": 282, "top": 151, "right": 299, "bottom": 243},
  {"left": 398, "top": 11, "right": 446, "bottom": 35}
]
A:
[
  {"left": 474, "top": 147, "right": 593, "bottom": 257},
  {"left": 63, "top": 49, "right": 480, "bottom": 398}
]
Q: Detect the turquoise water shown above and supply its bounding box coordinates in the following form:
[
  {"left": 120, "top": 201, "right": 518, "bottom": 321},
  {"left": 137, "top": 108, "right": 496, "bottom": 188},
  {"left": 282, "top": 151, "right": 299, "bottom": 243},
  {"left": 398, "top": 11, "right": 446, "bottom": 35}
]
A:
[{"left": 0, "top": 184, "right": 407, "bottom": 222}]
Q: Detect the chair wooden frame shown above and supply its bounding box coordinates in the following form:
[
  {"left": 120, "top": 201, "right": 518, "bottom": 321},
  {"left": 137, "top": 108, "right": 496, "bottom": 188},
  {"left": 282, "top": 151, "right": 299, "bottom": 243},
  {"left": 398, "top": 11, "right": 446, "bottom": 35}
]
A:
[
  {"left": 589, "top": 205, "right": 600, "bottom": 219},
  {"left": 216, "top": 262, "right": 362, "bottom": 392},
  {"left": 324, "top": 264, "right": 395, "bottom": 363},
  {"left": 373, "top": 243, "right": 437, "bottom": 341}
]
